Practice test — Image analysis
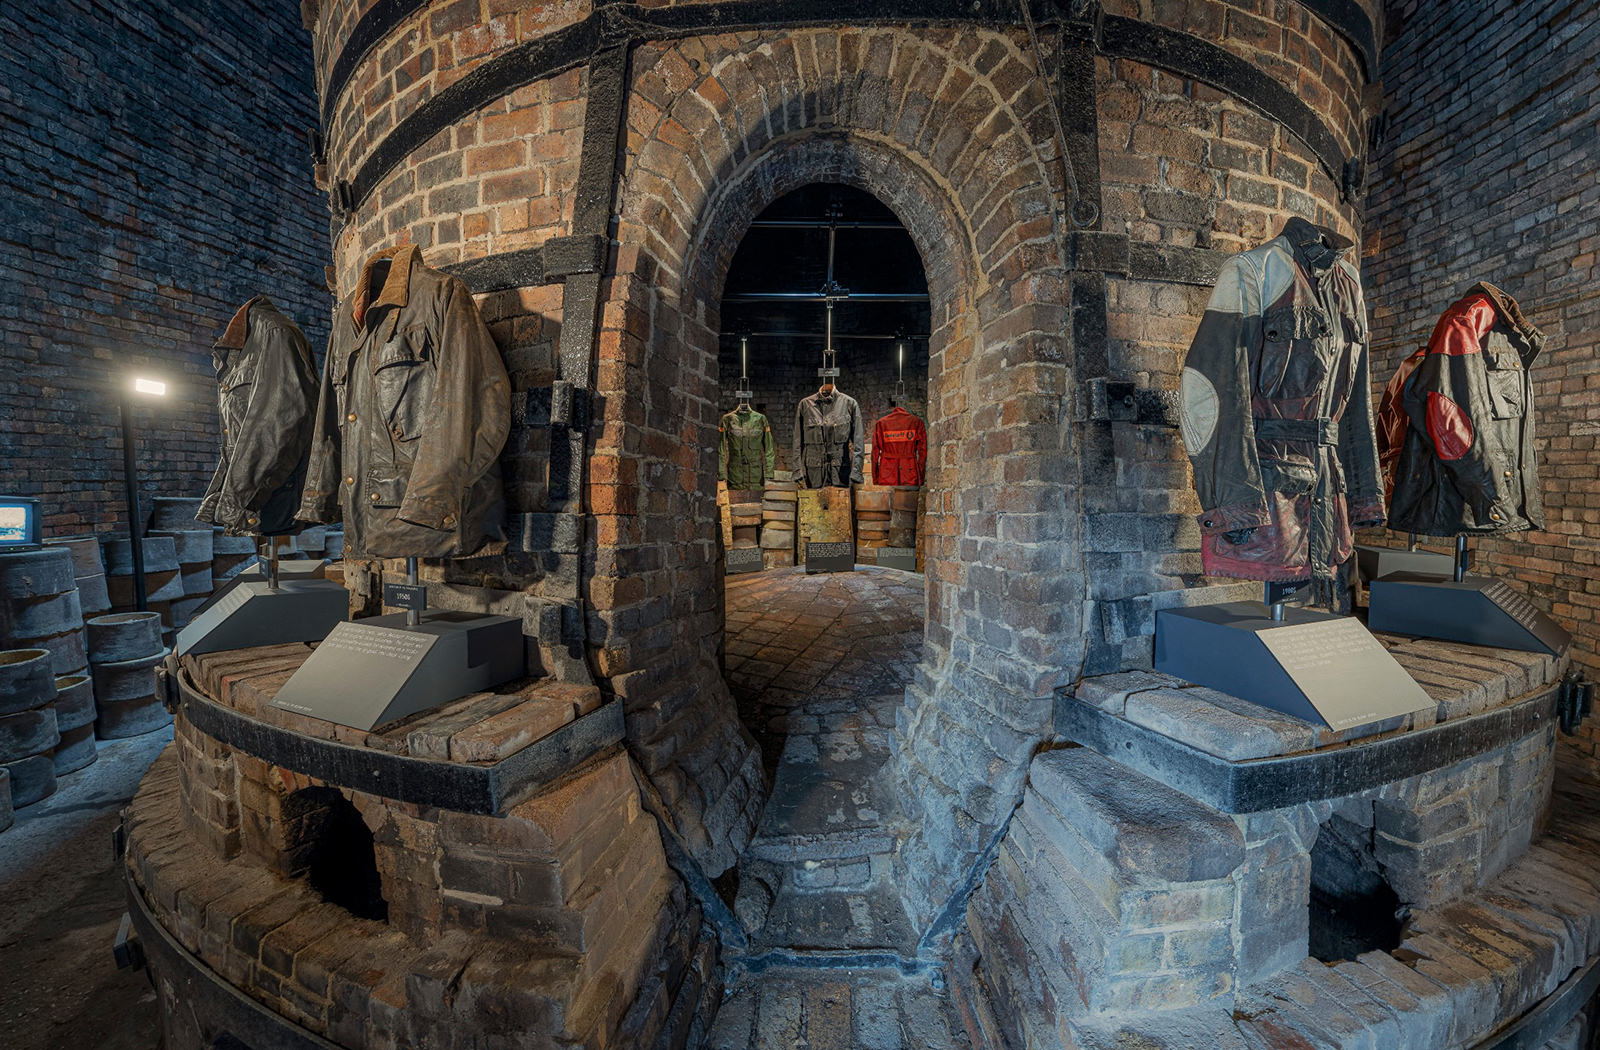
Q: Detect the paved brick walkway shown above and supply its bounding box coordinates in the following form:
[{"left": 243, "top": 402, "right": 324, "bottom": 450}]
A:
[
  {"left": 706, "top": 966, "right": 969, "bottom": 1050},
  {"left": 723, "top": 565, "right": 923, "bottom": 773}
]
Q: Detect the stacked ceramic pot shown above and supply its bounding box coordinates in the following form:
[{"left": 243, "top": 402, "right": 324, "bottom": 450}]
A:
[
  {"left": 150, "top": 528, "right": 214, "bottom": 630},
  {"left": 46, "top": 534, "right": 111, "bottom": 618},
  {"left": 0, "top": 648, "right": 61, "bottom": 812},
  {"left": 86, "top": 612, "right": 173, "bottom": 739},
  {"left": 103, "top": 535, "right": 183, "bottom": 643},
  {"left": 0, "top": 546, "right": 97, "bottom": 778}
]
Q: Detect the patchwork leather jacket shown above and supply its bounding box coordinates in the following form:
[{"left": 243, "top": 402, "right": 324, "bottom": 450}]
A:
[
  {"left": 871, "top": 407, "right": 927, "bottom": 486},
  {"left": 1179, "top": 218, "right": 1385, "bottom": 590},
  {"left": 1385, "top": 282, "right": 1545, "bottom": 536},
  {"left": 793, "top": 388, "right": 864, "bottom": 488},
  {"left": 299, "top": 246, "right": 510, "bottom": 558},
  {"left": 197, "top": 297, "right": 319, "bottom": 536},
  {"left": 720, "top": 407, "right": 775, "bottom": 490}
]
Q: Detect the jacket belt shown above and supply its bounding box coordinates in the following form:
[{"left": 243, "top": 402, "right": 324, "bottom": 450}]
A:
[{"left": 1254, "top": 417, "right": 1339, "bottom": 445}]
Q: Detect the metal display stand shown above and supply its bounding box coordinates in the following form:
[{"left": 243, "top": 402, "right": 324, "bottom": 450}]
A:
[
  {"left": 269, "top": 558, "right": 524, "bottom": 730},
  {"left": 1367, "top": 536, "right": 1570, "bottom": 654},
  {"left": 1154, "top": 587, "right": 1434, "bottom": 731},
  {"left": 175, "top": 538, "right": 347, "bottom": 657}
]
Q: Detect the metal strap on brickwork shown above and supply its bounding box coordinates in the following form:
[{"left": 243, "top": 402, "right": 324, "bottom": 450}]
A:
[
  {"left": 327, "top": 1, "right": 1373, "bottom": 217},
  {"left": 174, "top": 668, "right": 626, "bottom": 815},
  {"left": 1054, "top": 686, "right": 1559, "bottom": 815}
]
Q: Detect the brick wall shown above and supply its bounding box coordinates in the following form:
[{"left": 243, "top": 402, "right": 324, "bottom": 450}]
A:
[
  {"left": 0, "top": 0, "right": 330, "bottom": 536},
  {"left": 1361, "top": 0, "right": 1600, "bottom": 774}
]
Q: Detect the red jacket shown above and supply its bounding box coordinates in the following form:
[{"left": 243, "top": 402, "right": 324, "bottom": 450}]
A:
[{"left": 871, "top": 407, "right": 927, "bottom": 486}]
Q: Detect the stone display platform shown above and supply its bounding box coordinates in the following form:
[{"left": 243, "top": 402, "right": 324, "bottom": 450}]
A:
[
  {"left": 124, "top": 644, "right": 717, "bottom": 1050},
  {"left": 958, "top": 634, "right": 1578, "bottom": 1050}
]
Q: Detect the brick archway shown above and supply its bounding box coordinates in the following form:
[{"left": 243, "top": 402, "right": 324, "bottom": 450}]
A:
[{"left": 597, "top": 28, "right": 1089, "bottom": 925}]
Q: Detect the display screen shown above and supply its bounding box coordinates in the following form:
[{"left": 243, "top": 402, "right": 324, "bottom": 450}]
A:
[{"left": 0, "top": 498, "right": 41, "bottom": 547}]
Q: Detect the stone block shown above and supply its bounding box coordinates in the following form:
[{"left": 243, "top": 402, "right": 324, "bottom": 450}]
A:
[
  {"left": 1073, "top": 670, "right": 1175, "bottom": 715},
  {"left": 1028, "top": 747, "right": 1244, "bottom": 883},
  {"left": 759, "top": 529, "right": 793, "bottom": 550}
]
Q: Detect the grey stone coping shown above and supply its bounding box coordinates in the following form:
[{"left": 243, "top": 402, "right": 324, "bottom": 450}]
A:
[{"left": 1056, "top": 680, "right": 1562, "bottom": 814}]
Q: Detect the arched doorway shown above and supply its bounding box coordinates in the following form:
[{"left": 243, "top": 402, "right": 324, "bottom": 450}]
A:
[{"left": 714, "top": 182, "right": 934, "bottom": 953}]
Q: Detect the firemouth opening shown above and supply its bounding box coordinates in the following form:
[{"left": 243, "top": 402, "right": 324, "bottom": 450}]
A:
[
  {"left": 1308, "top": 808, "right": 1407, "bottom": 962},
  {"left": 283, "top": 787, "right": 388, "bottom": 922}
]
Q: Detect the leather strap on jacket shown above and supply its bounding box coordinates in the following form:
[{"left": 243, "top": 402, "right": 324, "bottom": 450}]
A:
[{"left": 1254, "top": 417, "right": 1339, "bottom": 445}]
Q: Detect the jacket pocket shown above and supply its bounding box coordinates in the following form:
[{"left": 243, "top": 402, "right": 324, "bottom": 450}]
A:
[
  {"left": 1261, "top": 457, "right": 1316, "bottom": 497},
  {"left": 368, "top": 476, "right": 406, "bottom": 508},
  {"left": 1484, "top": 346, "right": 1525, "bottom": 419},
  {"left": 373, "top": 328, "right": 435, "bottom": 441},
  {"left": 1257, "top": 307, "right": 1330, "bottom": 398}
]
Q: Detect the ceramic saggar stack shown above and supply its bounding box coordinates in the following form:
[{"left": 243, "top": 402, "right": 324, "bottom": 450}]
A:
[
  {"left": 1, "top": 545, "right": 99, "bottom": 775},
  {"left": 0, "top": 767, "right": 11, "bottom": 834},
  {"left": 150, "top": 528, "right": 214, "bottom": 630},
  {"left": 762, "top": 473, "right": 798, "bottom": 569},
  {"left": 46, "top": 534, "right": 111, "bottom": 616},
  {"left": 0, "top": 648, "right": 61, "bottom": 808},
  {"left": 86, "top": 612, "right": 173, "bottom": 739},
  {"left": 103, "top": 535, "right": 183, "bottom": 642}
]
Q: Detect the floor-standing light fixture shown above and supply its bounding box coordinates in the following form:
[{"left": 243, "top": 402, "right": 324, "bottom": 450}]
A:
[{"left": 119, "top": 375, "right": 168, "bottom": 611}]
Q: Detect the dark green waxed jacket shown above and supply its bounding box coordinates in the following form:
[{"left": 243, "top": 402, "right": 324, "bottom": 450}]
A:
[{"left": 720, "top": 407, "right": 775, "bottom": 489}]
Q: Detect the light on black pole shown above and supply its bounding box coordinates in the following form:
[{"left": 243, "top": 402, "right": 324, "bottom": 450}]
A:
[{"left": 119, "top": 375, "right": 168, "bottom": 612}]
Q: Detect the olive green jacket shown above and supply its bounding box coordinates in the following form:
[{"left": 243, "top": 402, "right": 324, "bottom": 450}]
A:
[{"left": 720, "top": 407, "right": 775, "bottom": 489}]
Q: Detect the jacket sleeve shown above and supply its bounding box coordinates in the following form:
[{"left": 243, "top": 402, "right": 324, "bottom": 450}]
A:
[
  {"left": 792, "top": 403, "right": 805, "bottom": 488},
  {"left": 216, "top": 325, "right": 320, "bottom": 527},
  {"left": 296, "top": 331, "right": 343, "bottom": 524},
  {"left": 718, "top": 418, "right": 729, "bottom": 483},
  {"left": 763, "top": 417, "right": 775, "bottom": 481},
  {"left": 914, "top": 415, "right": 927, "bottom": 485},
  {"left": 1180, "top": 256, "right": 1271, "bottom": 536},
  {"left": 397, "top": 279, "right": 511, "bottom": 531},
  {"left": 1339, "top": 283, "right": 1386, "bottom": 527},
  {"left": 849, "top": 397, "right": 865, "bottom": 484},
  {"left": 1400, "top": 296, "right": 1505, "bottom": 525}
]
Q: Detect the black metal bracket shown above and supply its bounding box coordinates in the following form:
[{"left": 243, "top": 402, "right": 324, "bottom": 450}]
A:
[
  {"left": 112, "top": 912, "right": 144, "bottom": 971},
  {"left": 1087, "top": 377, "right": 1180, "bottom": 427}
]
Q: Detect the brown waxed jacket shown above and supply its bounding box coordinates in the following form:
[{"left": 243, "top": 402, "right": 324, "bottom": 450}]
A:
[
  {"left": 197, "top": 297, "right": 319, "bottom": 537},
  {"left": 298, "top": 246, "right": 510, "bottom": 558},
  {"left": 1179, "top": 218, "right": 1385, "bottom": 590},
  {"left": 794, "top": 388, "right": 864, "bottom": 488}
]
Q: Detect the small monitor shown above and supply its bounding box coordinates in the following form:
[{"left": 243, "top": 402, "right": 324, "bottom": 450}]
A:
[{"left": 0, "top": 497, "right": 42, "bottom": 549}]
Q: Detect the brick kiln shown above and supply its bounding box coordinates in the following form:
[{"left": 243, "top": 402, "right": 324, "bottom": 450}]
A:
[{"left": 119, "top": 1, "right": 1600, "bottom": 1048}]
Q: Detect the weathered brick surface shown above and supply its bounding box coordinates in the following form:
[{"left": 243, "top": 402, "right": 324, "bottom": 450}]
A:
[
  {"left": 1, "top": 0, "right": 329, "bottom": 535},
  {"left": 1360, "top": 1, "right": 1600, "bottom": 788}
]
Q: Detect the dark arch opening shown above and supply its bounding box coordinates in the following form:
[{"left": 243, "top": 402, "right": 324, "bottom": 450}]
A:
[
  {"left": 282, "top": 786, "right": 388, "bottom": 922},
  {"left": 713, "top": 182, "right": 933, "bottom": 955}
]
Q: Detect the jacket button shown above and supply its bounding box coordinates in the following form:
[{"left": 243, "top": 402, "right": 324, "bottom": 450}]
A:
[
  {"left": 370, "top": 493, "right": 380, "bottom": 502},
  {"left": 344, "top": 476, "right": 354, "bottom": 486},
  {"left": 347, "top": 412, "right": 357, "bottom": 422},
  {"left": 1503, "top": 470, "right": 1513, "bottom": 479},
  {"left": 1203, "top": 519, "right": 1214, "bottom": 528},
  {"left": 1491, "top": 510, "right": 1503, "bottom": 520}
]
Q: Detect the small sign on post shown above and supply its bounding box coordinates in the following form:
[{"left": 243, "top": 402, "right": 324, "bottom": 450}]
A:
[
  {"left": 878, "top": 546, "right": 917, "bottom": 572},
  {"left": 384, "top": 582, "right": 428, "bottom": 610},
  {"left": 726, "top": 547, "right": 763, "bottom": 575}
]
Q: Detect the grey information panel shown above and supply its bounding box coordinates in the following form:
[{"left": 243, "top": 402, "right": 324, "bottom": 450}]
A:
[
  {"left": 175, "top": 579, "right": 348, "bottom": 657},
  {"left": 1354, "top": 544, "right": 1458, "bottom": 584},
  {"left": 1155, "top": 602, "right": 1434, "bottom": 731},
  {"left": 805, "top": 541, "right": 854, "bottom": 574},
  {"left": 270, "top": 611, "right": 525, "bottom": 730},
  {"left": 877, "top": 547, "right": 918, "bottom": 572},
  {"left": 193, "top": 559, "right": 328, "bottom": 619},
  {"left": 726, "top": 547, "right": 763, "bottom": 575},
  {"left": 1368, "top": 573, "right": 1571, "bottom": 655}
]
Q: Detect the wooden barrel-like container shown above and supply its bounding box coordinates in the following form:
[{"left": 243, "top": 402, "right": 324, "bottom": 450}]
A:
[{"left": 86, "top": 612, "right": 163, "bottom": 663}]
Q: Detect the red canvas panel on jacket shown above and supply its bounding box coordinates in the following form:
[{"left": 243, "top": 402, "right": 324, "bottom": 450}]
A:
[{"left": 871, "top": 407, "right": 927, "bottom": 486}]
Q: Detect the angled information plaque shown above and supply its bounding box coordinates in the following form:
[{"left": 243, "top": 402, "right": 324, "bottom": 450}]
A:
[
  {"left": 270, "top": 611, "right": 524, "bottom": 730},
  {"left": 1154, "top": 602, "right": 1434, "bottom": 731},
  {"left": 175, "top": 579, "right": 348, "bottom": 657},
  {"left": 1368, "top": 572, "right": 1570, "bottom": 655}
]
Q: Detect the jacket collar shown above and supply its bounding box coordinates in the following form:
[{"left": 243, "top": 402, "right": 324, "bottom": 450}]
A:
[
  {"left": 1469, "top": 281, "right": 1546, "bottom": 358},
  {"left": 352, "top": 245, "right": 418, "bottom": 329},
  {"left": 1279, "top": 217, "right": 1353, "bottom": 273},
  {"left": 213, "top": 295, "right": 267, "bottom": 369}
]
